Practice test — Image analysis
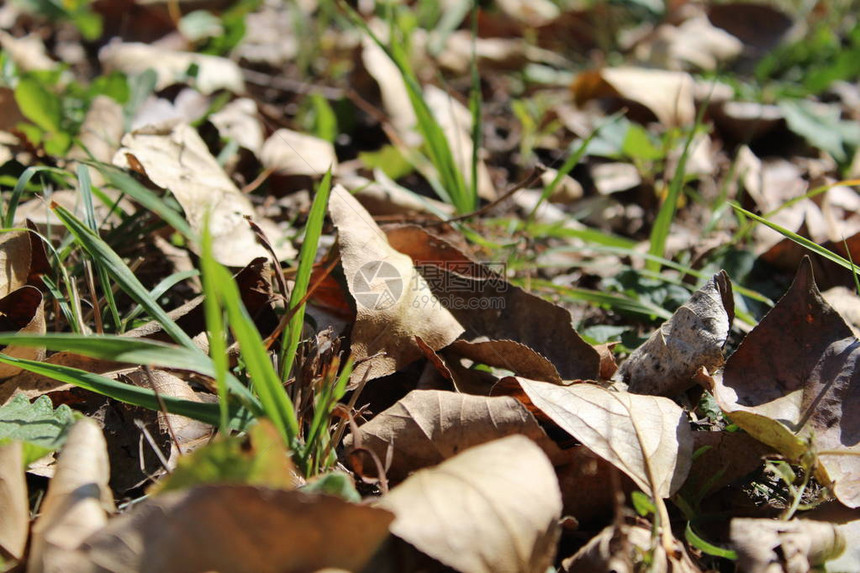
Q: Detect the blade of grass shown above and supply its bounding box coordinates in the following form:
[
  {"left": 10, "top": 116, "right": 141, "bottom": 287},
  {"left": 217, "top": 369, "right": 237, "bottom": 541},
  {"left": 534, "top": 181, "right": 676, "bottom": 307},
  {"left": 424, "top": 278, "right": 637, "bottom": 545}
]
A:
[
  {"left": 521, "top": 278, "right": 673, "bottom": 321},
  {"left": 0, "top": 353, "right": 251, "bottom": 428},
  {"left": 123, "top": 269, "right": 200, "bottom": 326},
  {"left": 200, "top": 214, "right": 233, "bottom": 435},
  {"left": 647, "top": 106, "right": 709, "bottom": 272},
  {"left": 4, "top": 166, "right": 70, "bottom": 228},
  {"left": 729, "top": 203, "right": 860, "bottom": 277},
  {"left": 0, "top": 332, "right": 261, "bottom": 409},
  {"left": 77, "top": 164, "right": 122, "bottom": 331},
  {"left": 52, "top": 203, "right": 197, "bottom": 349},
  {"left": 280, "top": 169, "right": 332, "bottom": 381}
]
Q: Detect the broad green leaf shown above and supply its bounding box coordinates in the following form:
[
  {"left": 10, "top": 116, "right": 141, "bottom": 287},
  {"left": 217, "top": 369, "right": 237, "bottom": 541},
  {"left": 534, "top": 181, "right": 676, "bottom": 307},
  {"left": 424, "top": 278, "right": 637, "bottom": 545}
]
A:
[
  {"left": 0, "top": 395, "right": 77, "bottom": 465},
  {"left": 14, "top": 77, "right": 61, "bottom": 132}
]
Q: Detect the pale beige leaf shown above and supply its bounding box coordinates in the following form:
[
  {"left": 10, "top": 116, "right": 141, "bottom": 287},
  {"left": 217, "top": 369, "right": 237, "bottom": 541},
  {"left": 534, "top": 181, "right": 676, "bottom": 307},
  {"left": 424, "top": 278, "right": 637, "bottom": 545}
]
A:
[
  {"left": 113, "top": 124, "right": 296, "bottom": 267},
  {"left": 28, "top": 418, "right": 113, "bottom": 573},
  {"left": 210, "top": 98, "right": 264, "bottom": 154},
  {"left": 361, "top": 37, "right": 418, "bottom": 145},
  {"left": 345, "top": 390, "right": 564, "bottom": 481},
  {"left": 260, "top": 128, "right": 337, "bottom": 176},
  {"left": 572, "top": 67, "right": 695, "bottom": 127},
  {"left": 618, "top": 271, "right": 733, "bottom": 396},
  {"left": 0, "top": 230, "right": 32, "bottom": 295},
  {"left": 0, "top": 442, "right": 28, "bottom": 559},
  {"left": 377, "top": 435, "right": 561, "bottom": 573},
  {"left": 731, "top": 518, "right": 845, "bottom": 573},
  {"left": 77, "top": 485, "right": 393, "bottom": 573},
  {"left": 67, "top": 95, "right": 125, "bottom": 167},
  {"left": 517, "top": 379, "right": 693, "bottom": 498},
  {"left": 330, "top": 185, "right": 463, "bottom": 382},
  {"left": 99, "top": 42, "right": 244, "bottom": 94}
]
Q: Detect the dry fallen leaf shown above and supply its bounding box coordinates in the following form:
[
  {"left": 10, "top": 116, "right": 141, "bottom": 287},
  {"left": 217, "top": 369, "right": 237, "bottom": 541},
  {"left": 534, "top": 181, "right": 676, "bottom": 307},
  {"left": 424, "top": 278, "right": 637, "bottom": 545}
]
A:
[
  {"left": 0, "top": 286, "right": 46, "bottom": 379},
  {"left": 731, "top": 518, "right": 845, "bottom": 573},
  {"left": 113, "top": 123, "right": 296, "bottom": 267},
  {"left": 76, "top": 485, "right": 394, "bottom": 573},
  {"left": 712, "top": 257, "right": 860, "bottom": 507},
  {"left": 446, "top": 339, "right": 563, "bottom": 384},
  {"left": 345, "top": 389, "right": 564, "bottom": 481},
  {"left": 99, "top": 41, "right": 245, "bottom": 94},
  {"left": 0, "top": 441, "right": 28, "bottom": 560},
  {"left": 260, "top": 128, "right": 337, "bottom": 176},
  {"left": 329, "top": 185, "right": 464, "bottom": 382},
  {"left": 516, "top": 378, "right": 693, "bottom": 498},
  {"left": 618, "top": 271, "right": 734, "bottom": 396},
  {"left": 377, "top": 435, "right": 562, "bottom": 573},
  {"left": 571, "top": 67, "right": 696, "bottom": 127},
  {"left": 28, "top": 418, "right": 113, "bottom": 573}
]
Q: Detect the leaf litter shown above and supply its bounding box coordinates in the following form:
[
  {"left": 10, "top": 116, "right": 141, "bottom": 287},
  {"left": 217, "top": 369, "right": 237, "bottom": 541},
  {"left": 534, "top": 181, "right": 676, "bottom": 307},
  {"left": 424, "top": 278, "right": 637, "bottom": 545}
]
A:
[{"left": 0, "top": 1, "right": 859, "bottom": 572}]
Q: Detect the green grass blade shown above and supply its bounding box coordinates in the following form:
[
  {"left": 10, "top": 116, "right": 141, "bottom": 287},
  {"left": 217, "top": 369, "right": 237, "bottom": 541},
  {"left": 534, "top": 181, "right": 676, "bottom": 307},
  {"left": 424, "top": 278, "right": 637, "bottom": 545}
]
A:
[
  {"left": 685, "top": 523, "right": 738, "bottom": 560},
  {"left": 77, "top": 164, "right": 121, "bottom": 330},
  {"left": 647, "top": 108, "right": 709, "bottom": 272},
  {"left": 52, "top": 203, "right": 197, "bottom": 349},
  {"left": 0, "top": 353, "right": 249, "bottom": 428},
  {"left": 123, "top": 269, "right": 200, "bottom": 326},
  {"left": 0, "top": 333, "right": 261, "bottom": 409},
  {"left": 524, "top": 279, "right": 673, "bottom": 321},
  {"left": 4, "top": 166, "right": 70, "bottom": 227},
  {"left": 200, "top": 216, "right": 233, "bottom": 435},
  {"left": 84, "top": 161, "right": 193, "bottom": 237},
  {"left": 729, "top": 203, "right": 860, "bottom": 277},
  {"left": 280, "top": 169, "right": 332, "bottom": 380}
]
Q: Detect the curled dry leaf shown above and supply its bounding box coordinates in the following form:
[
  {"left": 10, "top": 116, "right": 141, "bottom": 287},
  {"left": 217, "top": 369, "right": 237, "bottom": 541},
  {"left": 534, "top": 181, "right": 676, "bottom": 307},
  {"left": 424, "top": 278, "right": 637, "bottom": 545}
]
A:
[
  {"left": 377, "top": 435, "right": 562, "bottom": 573},
  {"left": 28, "top": 418, "right": 113, "bottom": 573},
  {"left": 99, "top": 42, "right": 245, "bottom": 94},
  {"left": 618, "top": 271, "right": 734, "bottom": 396},
  {"left": 345, "top": 389, "right": 564, "bottom": 481},
  {"left": 0, "top": 442, "right": 28, "bottom": 560},
  {"left": 76, "top": 485, "right": 394, "bottom": 573},
  {"left": 712, "top": 258, "right": 860, "bottom": 507},
  {"left": 446, "top": 339, "right": 563, "bottom": 384},
  {"left": 571, "top": 67, "right": 696, "bottom": 127},
  {"left": 516, "top": 378, "right": 693, "bottom": 498},
  {"left": 113, "top": 124, "right": 296, "bottom": 267},
  {"left": 731, "top": 518, "right": 845, "bottom": 573},
  {"left": 329, "top": 185, "right": 464, "bottom": 382}
]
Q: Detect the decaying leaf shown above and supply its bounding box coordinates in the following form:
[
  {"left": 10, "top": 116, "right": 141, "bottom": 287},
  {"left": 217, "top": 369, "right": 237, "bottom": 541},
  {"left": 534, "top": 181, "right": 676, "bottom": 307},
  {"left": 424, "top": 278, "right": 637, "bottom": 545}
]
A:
[
  {"left": 113, "top": 123, "right": 296, "bottom": 267},
  {"left": 516, "top": 378, "right": 693, "bottom": 498},
  {"left": 731, "top": 518, "right": 845, "bottom": 573},
  {"left": 0, "top": 441, "right": 28, "bottom": 560},
  {"left": 0, "top": 285, "right": 46, "bottom": 378},
  {"left": 345, "top": 389, "right": 564, "bottom": 481},
  {"left": 446, "top": 339, "right": 563, "bottom": 384},
  {"left": 681, "top": 430, "right": 774, "bottom": 500},
  {"left": 28, "top": 418, "right": 113, "bottom": 573},
  {"left": 77, "top": 485, "right": 394, "bottom": 573},
  {"left": 99, "top": 41, "right": 245, "bottom": 94},
  {"left": 712, "top": 258, "right": 860, "bottom": 507},
  {"left": 377, "top": 435, "right": 561, "bottom": 573},
  {"left": 329, "top": 185, "right": 463, "bottom": 382},
  {"left": 618, "top": 271, "right": 734, "bottom": 396},
  {"left": 571, "top": 67, "right": 696, "bottom": 127}
]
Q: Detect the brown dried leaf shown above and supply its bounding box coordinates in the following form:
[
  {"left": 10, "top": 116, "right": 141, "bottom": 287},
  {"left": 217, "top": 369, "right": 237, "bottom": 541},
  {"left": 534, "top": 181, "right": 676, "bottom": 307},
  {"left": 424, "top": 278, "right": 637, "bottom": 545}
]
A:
[
  {"left": 0, "top": 286, "right": 46, "bottom": 378},
  {"left": 681, "top": 431, "right": 774, "bottom": 500},
  {"left": 76, "top": 485, "right": 394, "bottom": 573},
  {"left": 0, "top": 442, "right": 28, "bottom": 560},
  {"left": 447, "top": 339, "right": 563, "bottom": 384},
  {"left": 377, "top": 435, "right": 562, "bottom": 573},
  {"left": 618, "top": 271, "right": 734, "bottom": 396},
  {"left": 571, "top": 67, "right": 696, "bottom": 127},
  {"left": 517, "top": 378, "right": 693, "bottom": 498},
  {"left": 330, "top": 185, "right": 464, "bottom": 382},
  {"left": 113, "top": 124, "right": 296, "bottom": 267},
  {"left": 28, "top": 418, "right": 113, "bottom": 573},
  {"left": 730, "top": 518, "right": 845, "bottom": 573},
  {"left": 713, "top": 258, "right": 860, "bottom": 507},
  {"left": 0, "top": 230, "right": 32, "bottom": 294},
  {"left": 345, "top": 389, "right": 564, "bottom": 481}
]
